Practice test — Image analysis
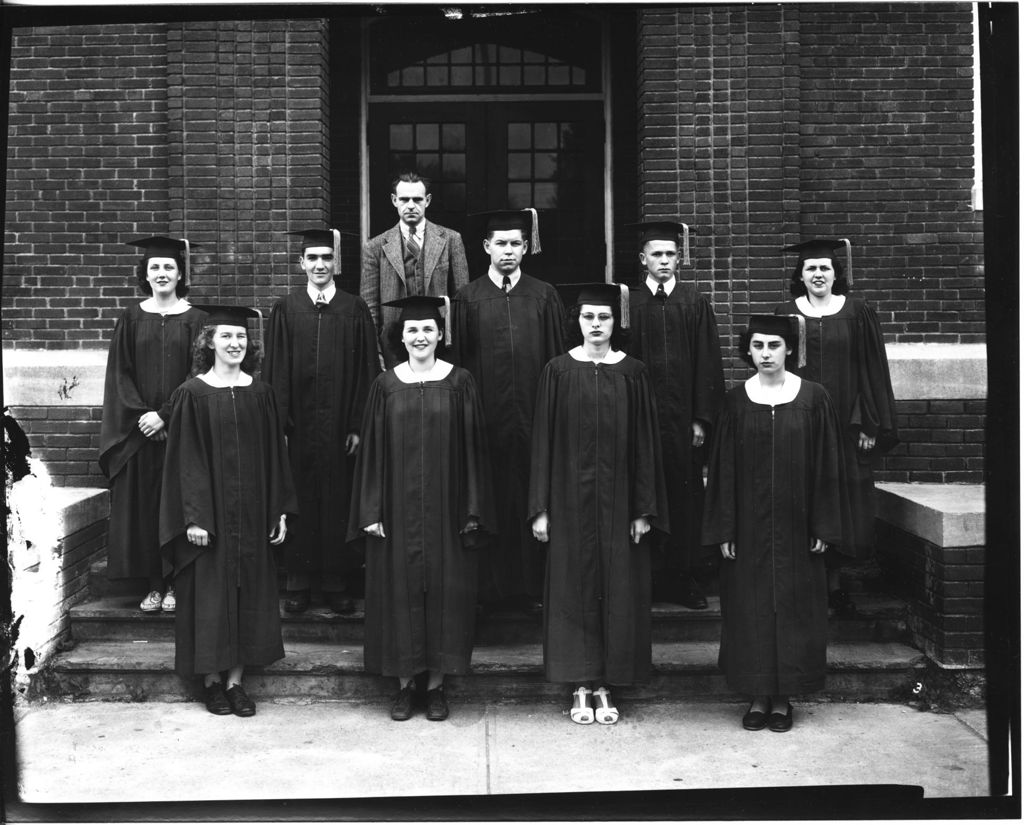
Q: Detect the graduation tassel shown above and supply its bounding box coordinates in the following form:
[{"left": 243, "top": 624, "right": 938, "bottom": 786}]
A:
[
  {"left": 525, "top": 208, "right": 541, "bottom": 255},
  {"left": 839, "top": 237, "right": 852, "bottom": 287},
  {"left": 332, "top": 229, "right": 342, "bottom": 278},
  {"left": 441, "top": 294, "right": 451, "bottom": 347},
  {"left": 182, "top": 239, "right": 191, "bottom": 288},
  {"left": 618, "top": 282, "right": 630, "bottom": 329},
  {"left": 787, "top": 313, "right": 806, "bottom": 368},
  {"left": 681, "top": 223, "right": 690, "bottom": 266}
]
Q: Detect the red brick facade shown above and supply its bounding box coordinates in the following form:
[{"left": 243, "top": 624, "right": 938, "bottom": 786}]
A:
[
  {"left": 3, "top": 7, "right": 986, "bottom": 489},
  {"left": 636, "top": 4, "right": 984, "bottom": 354}
]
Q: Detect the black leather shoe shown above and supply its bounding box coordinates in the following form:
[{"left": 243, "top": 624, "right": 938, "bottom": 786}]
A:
[
  {"left": 678, "top": 575, "right": 708, "bottom": 610},
  {"left": 284, "top": 590, "right": 310, "bottom": 613},
  {"left": 768, "top": 703, "right": 793, "bottom": 732},
  {"left": 390, "top": 683, "right": 416, "bottom": 721},
  {"left": 328, "top": 592, "right": 356, "bottom": 615},
  {"left": 225, "top": 684, "right": 256, "bottom": 717},
  {"left": 742, "top": 703, "right": 769, "bottom": 731},
  {"left": 204, "top": 682, "right": 232, "bottom": 716},
  {"left": 425, "top": 686, "right": 449, "bottom": 721}
]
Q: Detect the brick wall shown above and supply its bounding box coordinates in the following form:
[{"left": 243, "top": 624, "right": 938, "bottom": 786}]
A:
[
  {"left": 4, "top": 24, "right": 172, "bottom": 350},
  {"left": 165, "top": 19, "right": 331, "bottom": 313},
  {"left": 6, "top": 406, "right": 103, "bottom": 487},
  {"left": 876, "top": 399, "right": 985, "bottom": 483},
  {"left": 3, "top": 19, "right": 332, "bottom": 349},
  {"left": 876, "top": 520, "right": 984, "bottom": 667},
  {"left": 636, "top": 3, "right": 984, "bottom": 387}
]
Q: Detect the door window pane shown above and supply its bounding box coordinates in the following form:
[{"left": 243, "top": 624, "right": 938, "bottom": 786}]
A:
[{"left": 390, "top": 124, "right": 413, "bottom": 152}]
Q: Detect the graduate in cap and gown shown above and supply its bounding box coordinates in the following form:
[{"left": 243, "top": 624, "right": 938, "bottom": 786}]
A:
[
  {"left": 528, "top": 283, "right": 668, "bottom": 726},
  {"left": 99, "top": 236, "right": 208, "bottom": 613},
  {"left": 702, "top": 315, "right": 850, "bottom": 732},
  {"left": 262, "top": 228, "right": 380, "bottom": 615},
  {"left": 624, "top": 220, "right": 725, "bottom": 610},
  {"left": 773, "top": 239, "right": 898, "bottom": 614},
  {"left": 451, "top": 208, "right": 565, "bottom": 613},
  {"left": 160, "top": 305, "right": 297, "bottom": 717},
  {"left": 349, "top": 295, "right": 495, "bottom": 722}
]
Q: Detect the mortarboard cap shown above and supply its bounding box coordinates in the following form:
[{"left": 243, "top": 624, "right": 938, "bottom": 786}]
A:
[
  {"left": 625, "top": 221, "right": 690, "bottom": 265},
  {"left": 782, "top": 237, "right": 853, "bottom": 286},
  {"left": 473, "top": 208, "right": 541, "bottom": 254},
  {"left": 382, "top": 295, "right": 451, "bottom": 346},
  {"left": 288, "top": 227, "right": 358, "bottom": 270},
  {"left": 745, "top": 314, "right": 806, "bottom": 368},
  {"left": 192, "top": 304, "right": 262, "bottom": 329},
  {"left": 127, "top": 236, "right": 193, "bottom": 286},
  {"left": 574, "top": 282, "right": 630, "bottom": 329}
]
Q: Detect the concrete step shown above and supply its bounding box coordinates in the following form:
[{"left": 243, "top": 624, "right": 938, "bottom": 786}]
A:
[
  {"left": 68, "top": 592, "right": 911, "bottom": 646},
  {"left": 41, "top": 638, "right": 926, "bottom": 704}
]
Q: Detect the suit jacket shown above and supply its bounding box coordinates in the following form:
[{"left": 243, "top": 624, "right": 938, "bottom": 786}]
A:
[{"left": 360, "top": 221, "right": 470, "bottom": 363}]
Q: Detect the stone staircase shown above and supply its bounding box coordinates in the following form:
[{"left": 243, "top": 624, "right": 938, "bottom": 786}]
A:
[{"left": 38, "top": 557, "right": 928, "bottom": 705}]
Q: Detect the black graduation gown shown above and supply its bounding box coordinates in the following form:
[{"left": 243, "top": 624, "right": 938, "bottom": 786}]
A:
[
  {"left": 263, "top": 289, "right": 380, "bottom": 577},
  {"left": 98, "top": 303, "right": 208, "bottom": 580},
  {"left": 527, "top": 353, "right": 668, "bottom": 686},
  {"left": 159, "top": 378, "right": 297, "bottom": 680},
  {"left": 348, "top": 366, "right": 495, "bottom": 677},
  {"left": 627, "top": 283, "right": 725, "bottom": 568},
  {"left": 775, "top": 297, "right": 899, "bottom": 559},
  {"left": 452, "top": 273, "right": 565, "bottom": 599},
  {"left": 701, "top": 379, "right": 848, "bottom": 696}
]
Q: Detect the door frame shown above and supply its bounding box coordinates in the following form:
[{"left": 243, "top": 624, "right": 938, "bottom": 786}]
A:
[{"left": 358, "top": 14, "right": 614, "bottom": 281}]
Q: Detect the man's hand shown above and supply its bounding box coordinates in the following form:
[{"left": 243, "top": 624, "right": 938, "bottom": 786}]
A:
[
  {"left": 345, "top": 432, "right": 360, "bottom": 456},
  {"left": 720, "top": 541, "right": 735, "bottom": 560},
  {"left": 531, "top": 512, "right": 549, "bottom": 543},
  {"left": 364, "top": 522, "right": 386, "bottom": 539},
  {"left": 270, "top": 515, "right": 288, "bottom": 545},
  {"left": 187, "top": 523, "right": 209, "bottom": 547},
  {"left": 691, "top": 421, "right": 706, "bottom": 448}
]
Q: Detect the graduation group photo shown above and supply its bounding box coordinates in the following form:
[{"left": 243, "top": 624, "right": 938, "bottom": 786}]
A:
[{"left": 2, "top": 2, "right": 1013, "bottom": 815}]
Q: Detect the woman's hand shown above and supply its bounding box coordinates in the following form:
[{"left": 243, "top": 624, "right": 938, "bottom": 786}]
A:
[
  {"left": 186, "top": 523, "right": 209, "bottom": 547},
  {"left": 810, "top": 538, "right": 826, "bottom": 554},
  {"left": 857, "top": 431, "right": 876, "bottom": 452},
  {"left": 138, "top": 411, "right": 165, "bottom": 439},
  {"left": 269, "top": 515, "right": 288, "bottom": 545},
  {"left": 364, "top": 522, "right": 386, "bottom": 539},
  {"left": 630, "top": 516, "right": 651, "bottom": 545},
  {"left": 531, "top": 512, "right": 549, "bottom": 543},
  {"left": 720, "top": 541, "right": 736, "bottom": 560},
  {"left": 461, "top": 518, "right": 479, "bottom": 534},
  {"left": 345, "top": 432, "right": 360, "bottom": 456}
]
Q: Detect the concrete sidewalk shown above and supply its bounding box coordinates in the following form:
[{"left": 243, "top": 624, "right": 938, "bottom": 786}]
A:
[{"left": 10, "top": 697, "right": 990, "bottom": 805}]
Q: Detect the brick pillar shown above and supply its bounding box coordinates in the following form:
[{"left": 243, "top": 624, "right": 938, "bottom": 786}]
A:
[
  {"left": 637, "top": 7, "right": 800, "bottom": 383},
  {"left": 166, "top": 19, "right": 331, "bottom": 314}
]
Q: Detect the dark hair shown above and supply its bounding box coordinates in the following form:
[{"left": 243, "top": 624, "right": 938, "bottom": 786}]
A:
[
  {"left": 191, "top": 324, "right": 262, "bottom": 376},
  {"left": 565, "top": 304, "right": 631, "bottom": 350},
  {"left": 136, "top": 254, "right": 190, "bottom": 298},
  {"left": 391, "top": 171, "right": 432, "bottom": 195},
  {"left": 385, "top": 319, "right": 449, "bottom": 365},
  {"left": 738, "top": 328, "right": 796, "bottom": 367},
  {"left": 788, "top": 256, "right": 848, "bottom": 297}
]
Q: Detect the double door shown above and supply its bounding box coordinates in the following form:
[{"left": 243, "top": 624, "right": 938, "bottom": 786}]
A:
[{"left": 369, "top": 100, "right": 605, "bottom": 295}]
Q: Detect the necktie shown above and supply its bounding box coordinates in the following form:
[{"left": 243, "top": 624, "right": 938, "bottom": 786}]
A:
[
  {"left": 407, "top": 229, "right": 420, "bottom": 259},
  {"left": 656, "top": 283, "right": 667, "bottom": 301},
  {"left": 502, "top": 275, "right": 511, "bottom": 293},
  {"left": 315, "top": 291, "right": 327, "bottom": 306}
]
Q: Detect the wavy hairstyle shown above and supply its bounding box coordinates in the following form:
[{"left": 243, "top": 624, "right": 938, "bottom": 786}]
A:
[
  {"left": 788, "top": 256, "right": 848, "bottom": 297},
  {"left": 385, "top": 319, "right": 449, "bottom": 365},
  {"left": 564, "top": 303, "right": 630, "bottom": 350},
  {"left": 135, "top": 254, "right": 190, "bottom": 298},
  {"left": 190, "top": 324, "right": 262, "bottom": 376}
]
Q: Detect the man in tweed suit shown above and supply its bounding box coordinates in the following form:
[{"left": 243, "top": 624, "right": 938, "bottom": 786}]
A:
[{"left": 361, "top": 172, "right": 470, "bottom": 367}]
